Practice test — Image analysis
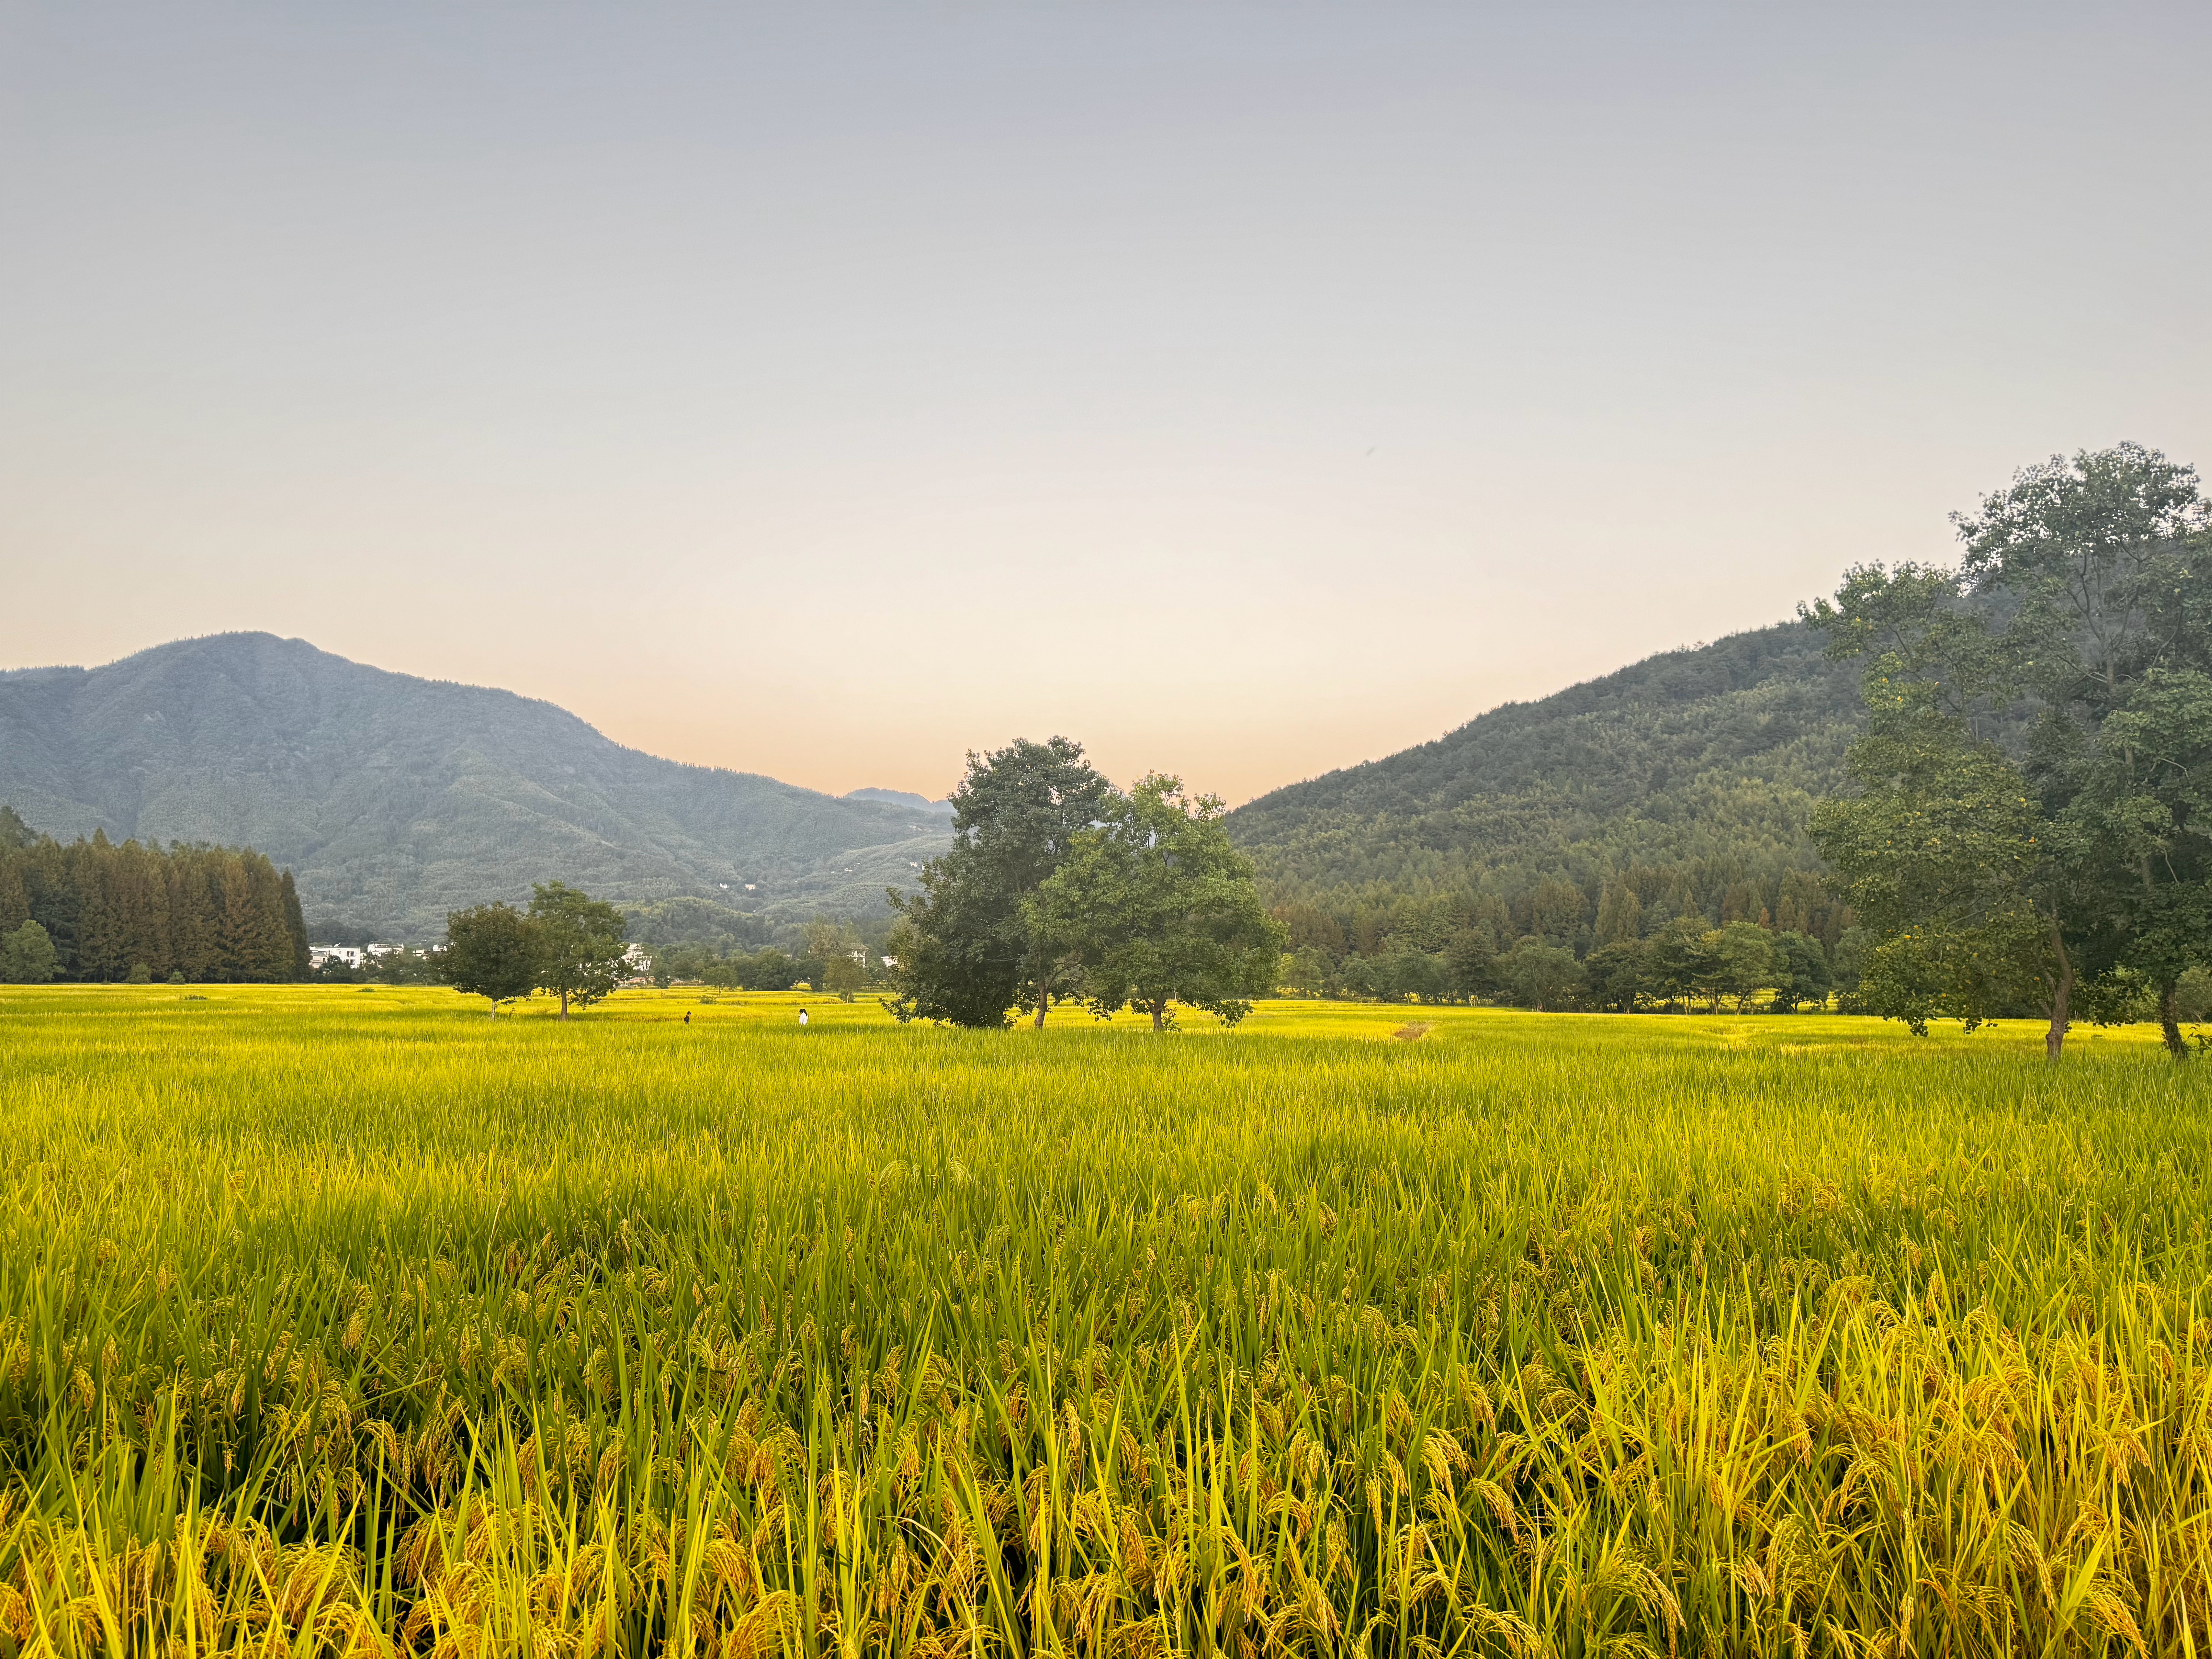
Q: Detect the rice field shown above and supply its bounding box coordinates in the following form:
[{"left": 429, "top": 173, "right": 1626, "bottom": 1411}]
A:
[{"left": 0, "top": 984, "right": 2206, "bottom": 1656}]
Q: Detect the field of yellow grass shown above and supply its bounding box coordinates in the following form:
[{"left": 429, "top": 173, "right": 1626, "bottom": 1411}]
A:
[{"left": 0, "top": 984, "right": 2205, "bottom": 1655}]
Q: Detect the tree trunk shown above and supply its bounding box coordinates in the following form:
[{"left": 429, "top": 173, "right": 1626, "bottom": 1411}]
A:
[
  {"left": 2044, "top": 921, "right": 2073, "bottom": 1064},
  {"left": 560, "top": 987, "right": 570, "bottom": 1018},
  {"left": 1033, "top": 988, "right": 1049, "bottom": 1030},
  {"left": 2160, "top": 977, "right": 2190, "bottom": 1060},
  {"left": 1150, "top": 1002, "right": 1164, "bottom": 1032}
]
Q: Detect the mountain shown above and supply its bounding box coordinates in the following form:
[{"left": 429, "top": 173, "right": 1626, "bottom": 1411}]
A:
[
  {"left": 0, "top": 633, "right": 950, "bottom": 938},
  {"left": 845, "top": 788, "right": 953, "bottom": 815},
  {"left": 2, "top": 620, "right": 1865, "bottom": 953},
  {"left": 1229, "top": 619, "right": 1863, "bottom": 917}
]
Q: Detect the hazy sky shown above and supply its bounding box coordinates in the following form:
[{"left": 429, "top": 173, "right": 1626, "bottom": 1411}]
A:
[{"left": 5, "top": 3, "right": 2207, "bottom": 803}]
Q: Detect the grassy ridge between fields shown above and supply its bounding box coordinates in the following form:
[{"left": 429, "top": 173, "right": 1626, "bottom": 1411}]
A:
[{"left": 0, "top": 987, "right": 2205, "bottom": 1655}]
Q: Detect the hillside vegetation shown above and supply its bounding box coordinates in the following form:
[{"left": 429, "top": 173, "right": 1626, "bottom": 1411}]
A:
[
  {"left": 0, "top": 633, "right": 947, "bottom": 938},
  {"left": 1233, "top": 620, "right": 1855, "bottom": 902},
  {"left": 1228, "top": 620, "right": 1862, "bottom": 965}
]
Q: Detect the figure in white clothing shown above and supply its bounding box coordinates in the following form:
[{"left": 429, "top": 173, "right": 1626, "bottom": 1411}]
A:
[{"left": 798, "top": 1008, "right": 809, "bottom": 1026}]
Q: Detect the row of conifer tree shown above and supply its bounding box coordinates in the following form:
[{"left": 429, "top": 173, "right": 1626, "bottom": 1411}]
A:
[{"left": 0, "top": 810, "right": 309, "bottom": 983}]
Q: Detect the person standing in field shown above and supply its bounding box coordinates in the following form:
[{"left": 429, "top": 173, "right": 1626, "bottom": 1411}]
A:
[
  {"left": 799, "top": 1008, "right": 809, "bottom": 1026},
  {"left": 683, "top": 1011, "right": 691, "bottom": 1025}
]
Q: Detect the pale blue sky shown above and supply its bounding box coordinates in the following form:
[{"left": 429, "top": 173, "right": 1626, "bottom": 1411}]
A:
[{"left": 4, "top": 2, "right": 2207, "bottom": 800}]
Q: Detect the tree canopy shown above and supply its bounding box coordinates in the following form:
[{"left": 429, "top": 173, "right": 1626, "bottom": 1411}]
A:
[
  {"left": 437, "top": 903, "right": 541, "bottom": 1015},
  {"left": 885, "top": 738, "right": 1113, "bottom": 1029},
  {"left": 526, "top": 882, "right": 631, "bottom": 1018},
  {"left": 1807, "top": 444, "right": 2212, "bottom": 1058},
  {"left": 886, "top": 752, "right": 1280, "bottom": 1031},
  {"left": 0, "top": 920, "right": 58, "bottom": 984},
  {"left": 1029, "top": 774, "right": 1285, "bottom": 1030}
]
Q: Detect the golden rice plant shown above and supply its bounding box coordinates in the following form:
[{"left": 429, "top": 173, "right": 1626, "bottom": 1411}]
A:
[{"left": 0, "top": 983, "right": 2203, "bottom": 1654}]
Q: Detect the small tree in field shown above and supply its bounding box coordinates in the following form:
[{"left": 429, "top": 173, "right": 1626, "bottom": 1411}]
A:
[
  {"left": 528, "top": 883, "right": 629, "bottom": 1018},
  {"left": 801, "top": 919, "right": 870, "bottom": 1001},
  {"left": 1501, "top": 940, "right": 1583, "bottom": 1011},
  {"left": 439, "top": 903, "right": 538, "bottom": 1015},
  {"left": 0, "top": 920, "right": 58, "bottom": 984}
]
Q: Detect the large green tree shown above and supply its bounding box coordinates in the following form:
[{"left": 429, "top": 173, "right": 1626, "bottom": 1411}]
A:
[
  {"left": 1954, "top": 444, "right": 2212, "bottom": 1055},
  {"left": 1643, "top": 916, "right": 1712, "bottom": 1012},
  {"left": 437, "top": 903, "right": 539, "bottom": 1015},
  {"left": 1810, "top": 708, "right": 2061, "bottom": 1043},
  {"left": 1770, "top": 931, "right": 1833, "bottom": 1011},
  {"left": 527, "top": 882, "right": 630, "bottom": 1018},
  {"left": 1029, "top": 774, "right": 1284, "bottom": 1030},
  {"left": 1808, "top": 444, "right": 2212, "bottom": 1059},
  {"left": 1498, "top": 940, "right": 1582, "bottom": 1012},
  {"left": 885, "top": 737, "right": 1113, "bottom": 1029},
  {"left": 1582, "top": 938, "right": 1648, "bottom": 1012},
  {"left": 734, "top": 947, "right": 797, "bottom": 992},
  {"left": 1693, "top": 921, "right": 1782, "bottom": 1013}
]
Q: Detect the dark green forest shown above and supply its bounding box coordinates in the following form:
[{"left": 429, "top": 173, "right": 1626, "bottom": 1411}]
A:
[{"left": 0, "top": 806, "right": 309, "bottom": 983}]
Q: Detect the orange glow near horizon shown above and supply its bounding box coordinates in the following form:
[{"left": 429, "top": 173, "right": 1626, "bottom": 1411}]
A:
[{"left": 5, "top": 5, "right": 2207, "bottom": 803}]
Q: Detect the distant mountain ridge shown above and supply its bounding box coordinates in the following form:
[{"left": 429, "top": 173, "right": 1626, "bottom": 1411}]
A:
[
  {"left": 2, "top": 620, "right": 1864, "bottom": 948},
  {"left": 1226, "top": 619, "right": 1862, "bottom": 910},
  {"left": 0, "top": 634, "right": 949, "bottom": 937},
  {"left": 845, "top": 788, "right": 953, "bottom": 814}
]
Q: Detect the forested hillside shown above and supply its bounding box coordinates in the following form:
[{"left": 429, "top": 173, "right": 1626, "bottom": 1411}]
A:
[
  {"left": 1228, "top": 620, "right": 1863, "bottom": 974},
  {"left": 0, "top": 634, "right": 948, "bottom": 938}
]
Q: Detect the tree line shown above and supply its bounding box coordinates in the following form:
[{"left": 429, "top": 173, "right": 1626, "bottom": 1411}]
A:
[
  {"left": 1262, "top": 445, "right": 2212, "bottom": 1051},
  {"left": 634, "top": 920, "right": 882, "bottom": 998},
  {"left": 0, "top": 807, "right": 309, "bottom": 983},
  {"left": 301, "top": 902, "right": 859, "bottom": 996},
  {"left": 435, "top": 907, "right": 889, "bottom": 1008},
  {"left": 1282, "top": 913, "right": 1846, "bottom": 1015},
  {"left": 1267, "top": 861, "right": 1853, "bottom": 1012}
]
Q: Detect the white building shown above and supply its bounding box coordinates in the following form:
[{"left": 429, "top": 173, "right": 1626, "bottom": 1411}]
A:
[{"left": 310, "top": 943, "right": 407, "bottom": 971}]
